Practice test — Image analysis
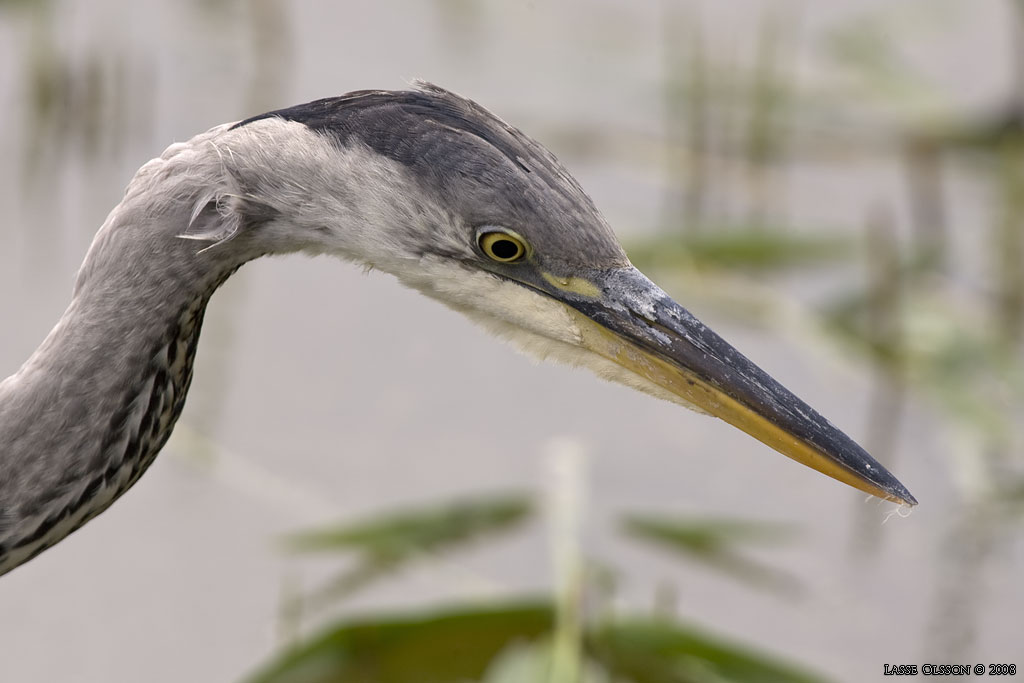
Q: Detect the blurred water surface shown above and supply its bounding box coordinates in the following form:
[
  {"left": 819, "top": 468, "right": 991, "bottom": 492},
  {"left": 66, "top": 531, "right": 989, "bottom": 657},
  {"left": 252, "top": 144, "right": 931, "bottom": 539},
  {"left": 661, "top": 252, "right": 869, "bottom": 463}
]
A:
[{"left": 0, "top": 1, "right": 1021, "bottom": 682}]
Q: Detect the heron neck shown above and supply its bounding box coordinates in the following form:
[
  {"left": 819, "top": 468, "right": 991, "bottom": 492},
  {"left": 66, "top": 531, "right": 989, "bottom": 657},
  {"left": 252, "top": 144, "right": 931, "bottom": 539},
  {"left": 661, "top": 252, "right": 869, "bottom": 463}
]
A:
[{"left": 0, "top": 190, "right": 244, "bottom": 576}]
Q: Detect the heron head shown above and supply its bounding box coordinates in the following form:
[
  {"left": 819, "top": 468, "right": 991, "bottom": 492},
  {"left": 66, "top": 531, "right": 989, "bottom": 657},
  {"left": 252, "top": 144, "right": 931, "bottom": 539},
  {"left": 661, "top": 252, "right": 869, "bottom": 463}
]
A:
[{"left": 224, "top": 83, "right": 915, "bottom": 506}]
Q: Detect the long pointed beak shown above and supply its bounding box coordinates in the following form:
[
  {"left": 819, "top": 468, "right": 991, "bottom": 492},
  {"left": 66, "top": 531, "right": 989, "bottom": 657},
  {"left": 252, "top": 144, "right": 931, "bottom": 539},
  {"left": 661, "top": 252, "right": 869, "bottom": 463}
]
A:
[{"left": 548, "top": 266, "right": 917, "bottom": 506}]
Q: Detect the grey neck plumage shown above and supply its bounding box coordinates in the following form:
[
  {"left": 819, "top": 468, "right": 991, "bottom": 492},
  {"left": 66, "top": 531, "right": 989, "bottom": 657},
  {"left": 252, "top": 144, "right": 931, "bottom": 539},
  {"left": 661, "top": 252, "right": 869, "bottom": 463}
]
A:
[
  {"left": 0, "top": 108, "right": 454, "bottom": 576},
  {"left": 0, "top": 129, "right": 251, "bottom": 576}
]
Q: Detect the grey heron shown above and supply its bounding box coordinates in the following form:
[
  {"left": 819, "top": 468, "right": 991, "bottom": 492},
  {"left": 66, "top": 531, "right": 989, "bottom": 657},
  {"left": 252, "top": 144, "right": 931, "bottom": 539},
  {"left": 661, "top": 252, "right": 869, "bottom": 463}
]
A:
[{"left": 0, "top": 83, "right": 915, "bottom": 577}]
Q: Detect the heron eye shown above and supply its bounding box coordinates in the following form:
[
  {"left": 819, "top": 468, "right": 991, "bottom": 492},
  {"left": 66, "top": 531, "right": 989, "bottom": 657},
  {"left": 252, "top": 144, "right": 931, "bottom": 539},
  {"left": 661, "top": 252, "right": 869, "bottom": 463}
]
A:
[{"left": 479, "top": 231, "right": 527, "bottom": 263}]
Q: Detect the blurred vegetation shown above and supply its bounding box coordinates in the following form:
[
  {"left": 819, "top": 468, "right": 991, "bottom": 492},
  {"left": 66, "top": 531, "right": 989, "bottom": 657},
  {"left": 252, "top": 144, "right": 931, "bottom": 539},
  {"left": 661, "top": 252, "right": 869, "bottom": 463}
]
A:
[
  {"left": 622, "top": 515, "right": 801, "bottom": 594},
  {"left": 249, "top": 599, "right": 830, "bottom": 683},
  {"left": 283, "top": 495, "right": 532, "bottom": 609},
  {"left": 250, "top": 602, "right": 555, "bottom": 683},
  {"left": 248, "top": 494, "right": 826, "bottom": 683},
  {"left": 626, "top": 229, "right": 851, "bottom": 273}
]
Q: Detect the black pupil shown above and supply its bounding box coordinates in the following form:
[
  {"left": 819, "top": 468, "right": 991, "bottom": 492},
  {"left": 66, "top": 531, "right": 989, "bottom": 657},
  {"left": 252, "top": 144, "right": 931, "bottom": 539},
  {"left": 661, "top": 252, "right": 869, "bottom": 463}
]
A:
[{"left": 490, "top": 238, "right": 520, "bottom": 260}]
